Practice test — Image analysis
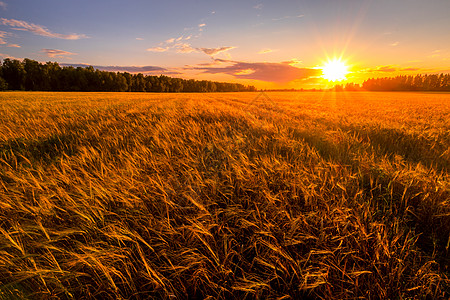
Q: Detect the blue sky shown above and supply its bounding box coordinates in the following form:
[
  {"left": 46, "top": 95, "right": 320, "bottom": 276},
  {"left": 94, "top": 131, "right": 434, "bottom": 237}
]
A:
[{"left": 0, "top": 0, "right": 449, "bottom": 88}]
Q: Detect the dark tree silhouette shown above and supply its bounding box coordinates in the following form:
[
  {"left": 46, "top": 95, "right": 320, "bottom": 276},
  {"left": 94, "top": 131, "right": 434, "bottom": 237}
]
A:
[
  {"left": 361, "top": 74, "right": 450, "bottom": 91},
  {"left": 0, "top": 58, "right": 257, "bottom": 93}
]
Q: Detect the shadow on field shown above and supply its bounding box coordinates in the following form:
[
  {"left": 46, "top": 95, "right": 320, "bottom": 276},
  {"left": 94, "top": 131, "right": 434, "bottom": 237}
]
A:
[
  {"left": 288, "top": 126, "right": 450, "bottom": 270},
  {"left": 289, "top": 128, "right": 348, "bottom": 163},
  {"left": 349, "top": 126, "right": 449, "bottom": 173},
  {"left": 0, "top": 134, "right": 79, "bottom": 165}
]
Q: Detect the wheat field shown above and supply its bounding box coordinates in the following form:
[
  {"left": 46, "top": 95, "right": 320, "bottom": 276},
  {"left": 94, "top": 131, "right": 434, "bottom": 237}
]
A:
[{"left": 0, "top": 91, "right": 449, "bottom": 299}]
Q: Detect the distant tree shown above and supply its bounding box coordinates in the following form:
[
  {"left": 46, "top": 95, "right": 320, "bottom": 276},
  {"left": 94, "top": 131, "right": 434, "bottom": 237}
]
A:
[
  {"left": 2, "top": 58, "right": 26, "bottom": 90},
  {"left": 361, "top": 74, "right": 450, "bottom": 92},
  {"left": 0, "top": 58, "right": 257, "bottom": 93},
  {"left": 0, "top": 77, "right": 7, "bottom": 91}
]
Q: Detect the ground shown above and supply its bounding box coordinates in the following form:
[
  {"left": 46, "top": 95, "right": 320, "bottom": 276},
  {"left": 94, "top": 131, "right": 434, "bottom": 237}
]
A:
[{"left": 0, "top": 91, "right": 449, "bottom": 299}]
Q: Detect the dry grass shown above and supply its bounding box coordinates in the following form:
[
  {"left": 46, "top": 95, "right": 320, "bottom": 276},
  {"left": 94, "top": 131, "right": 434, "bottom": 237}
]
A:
[{"left": 0, "top": 91, "right": 449, "bottom": 299}]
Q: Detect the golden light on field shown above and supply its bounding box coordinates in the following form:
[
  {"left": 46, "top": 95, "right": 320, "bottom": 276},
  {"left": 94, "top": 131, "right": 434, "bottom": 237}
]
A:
[{"left": 321, "top": 59, "right": 349, "bottom": 81}]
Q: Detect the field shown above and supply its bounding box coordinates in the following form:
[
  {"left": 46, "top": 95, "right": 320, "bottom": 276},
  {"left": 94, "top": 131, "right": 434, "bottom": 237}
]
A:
[{"left": 0, "top": 91, "right": 449, "bottom": 299}]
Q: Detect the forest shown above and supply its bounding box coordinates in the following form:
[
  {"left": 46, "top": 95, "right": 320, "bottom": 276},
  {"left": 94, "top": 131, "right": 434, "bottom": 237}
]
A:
[
  {"left": 336, "top": 74, "right": 450, "bottom": 91},
  {"left": 0, "top": 58, "right": 257, "bottom": 93}
]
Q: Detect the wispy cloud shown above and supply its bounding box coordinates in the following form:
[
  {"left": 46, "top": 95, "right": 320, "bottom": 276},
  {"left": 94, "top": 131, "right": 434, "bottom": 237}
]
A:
[
  {"left": 390, "top": 41, "right": 399, "bottom": 47},
  {"left": 175, "top": 43, "right": 196, "bottom": 53},
  {"left": 0, "top": 52, "right": 21, "bottom": 60},
  {"left": 258, "top": 48, "right": 276, "bottom": 54},
  {"left": 282, "top": 59, "right": 303, "bottom": 66},
  {"left": 42, "top": 49, "right": 77, "bottom": 58},
  {"left": 198, "top": 23, "right": 206, "bottom": 32},
  {"left": 146, "top": 46, "right": 169, "bottom": 52},
  {"left": 136, "top": 37, "right": 144, "bottom": 41},
  {"left": 0, "top": 2, "right": 6, "bottom": 10},
  {"left": 429, "top": 49, "right": 441, "bottom": 58},
  {"left": 0, "top": 18, "right": 88, "bottom": 40},
  {"left": 361, "top": 65, "right": 421, "bottom": 73},
  {"left": 272, "top": 14, "right": 304, "bottom": 21},
  {"left": 254, "top": 4, "right": 263, "bottom": 10},
  {"left": 189, "top": 59, "right": 321, "bottom": 82},
  {"left": 198, "top": 47, "right": 235, "bottom": 56},
  {"left": 0, "top": 31, "right": 20, "bottom": 47},
  {"left": 61, "top": 63, "right": 177, "bottom": 75},
  {"left": 148, "top": 39, "right": 235, "bottom": 57},
  {"left": 0, "top": 30, "right": 7, "bottom": 44}
]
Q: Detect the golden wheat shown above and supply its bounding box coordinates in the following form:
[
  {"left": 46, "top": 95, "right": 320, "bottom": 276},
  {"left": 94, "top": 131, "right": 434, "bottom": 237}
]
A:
[{"left": 0, "top": 91, "right": 449, "bottom": 299}]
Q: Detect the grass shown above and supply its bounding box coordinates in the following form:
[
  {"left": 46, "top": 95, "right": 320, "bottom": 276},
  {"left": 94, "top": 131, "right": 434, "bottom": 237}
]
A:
[{"left": 0, "top": 91, "right": 449, "bottom": 299}]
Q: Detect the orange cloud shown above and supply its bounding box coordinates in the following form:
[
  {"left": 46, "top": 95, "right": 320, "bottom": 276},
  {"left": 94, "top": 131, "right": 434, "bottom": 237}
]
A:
[
  {"left": 190, "top": 59, "right": 321, "bottom": 82},
  {"left": 258, "top": 48, "right": 275, "bottom": 54},
  {"left": 42, "top": 49, "right": 77, "bottom": 58},
  {"left": 0, "top": 30, "right": 7, "bottom": 44},
  {"left": 175, "top": 43, "right": 196, "bottom": 53},
  {"left": 148, "top": 41, "right": 235, "bottom": 57},
  {"left": 198, "top": 46, "right": 235, "bottom": 56},
  {"left": 147, "top": 46, "right": 169, "bottom": 52},
  {"left": 361, "top": 65, "right": 421, "bottom": 73}
]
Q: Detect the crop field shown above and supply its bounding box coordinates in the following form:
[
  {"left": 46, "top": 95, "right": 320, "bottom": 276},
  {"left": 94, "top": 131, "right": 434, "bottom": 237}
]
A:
[{"left": 0, "top": 91, "right": 449, "bottom": 299}]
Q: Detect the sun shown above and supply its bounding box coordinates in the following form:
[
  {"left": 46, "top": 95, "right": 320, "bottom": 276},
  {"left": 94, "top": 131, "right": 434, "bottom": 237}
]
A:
[{"left": 322, "top": 59, "right": 349, "bottom": 81}]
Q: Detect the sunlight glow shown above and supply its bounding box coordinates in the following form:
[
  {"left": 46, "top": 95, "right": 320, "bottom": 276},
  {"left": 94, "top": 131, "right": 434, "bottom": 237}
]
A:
[{"left": 322, "top": 59, "right": 349, "bottom": 81}]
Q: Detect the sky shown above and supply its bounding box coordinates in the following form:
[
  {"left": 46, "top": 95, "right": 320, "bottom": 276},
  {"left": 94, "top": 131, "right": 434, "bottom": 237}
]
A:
[{"left": 0, "top": 0, "right": 449, "bottom": 89}]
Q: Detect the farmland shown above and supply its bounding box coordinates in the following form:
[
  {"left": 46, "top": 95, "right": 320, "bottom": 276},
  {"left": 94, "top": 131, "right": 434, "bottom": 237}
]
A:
[{"left": 0, "top": 91, "right": 449, "bottom": 299}]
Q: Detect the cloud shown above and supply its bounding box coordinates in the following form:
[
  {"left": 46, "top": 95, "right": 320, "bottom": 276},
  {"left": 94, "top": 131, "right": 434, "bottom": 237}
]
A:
[
  {"left": 272, "top": 14, "right": 304, "bottom": 21},
  {"left": 402, "top": 67, "right": 420, "bottom": 71},
  {"left": 198, "top": 46, "right": 235, "bottom": 56},
  {"left": 0, "top": 30, "right": 7, "bottom": 44},
  {"left": 136, "top": 37, "right": 144, "bottom": 41},
  {"left": 176, "top": 43, "right": 196, "bottom": 53},
  {"left": 0, "top": 18, "right": 88, "bottom": 40},
  {"left": 0, "top": 2, "right": 6, "bottom": 10},
  {"left": 258, "top": 48, "right": 276, "bottom": 54},
  {"left": 429, "top": 49, "right": 442, "bottom": 58},
  {"left": 376, "top": 66, "right": 397, "bottom": 72},
  {"left": 60, "top": 63, "right": 176, "bottom": 75},
  {"left": 390, "top": 41, "right": 399, "bottom": 47},
  {"left": 198, "top": 23, "right": 206, "bottom": 28},
  {"left": 0, "top": 31, "right": 19, "bottom": 47},
  {"left": 282, "top": 59, "right": 303, "bottom": 65},
  {"left": 148, "top": 41, "right": 235, "bottom": 57},
  {"left": 362, "top": 65, "right": 421, "bottom": 73},
  {"left": 147, "top": 46, "right": 169, "bottom": 52},
  {"left": 0, "top": 52, "right": 21, "bottom": 60},
  {"left": 42, "top": 49, "right": 77, "bottom": 58},
  {"left": 254, "top": 4, "right": 263, "bottom": 10},
  {"left": 190, "top": 59, "right": 321, "bottom": 82}
]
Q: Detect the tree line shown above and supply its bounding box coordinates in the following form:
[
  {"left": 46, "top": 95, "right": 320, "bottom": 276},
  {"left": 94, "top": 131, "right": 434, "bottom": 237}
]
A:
[
  {"left": 362, "top": 74, "right": 450, "bottom": 91},
  {"left": 0, "top": 58, "right": 257, "bottom": 93},
  {"left": 334, "top": 74, "right": 450, "bottom": 92}
]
